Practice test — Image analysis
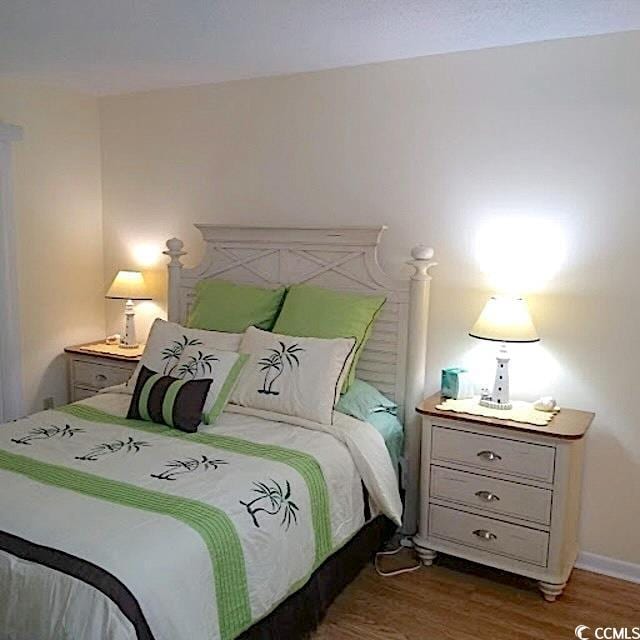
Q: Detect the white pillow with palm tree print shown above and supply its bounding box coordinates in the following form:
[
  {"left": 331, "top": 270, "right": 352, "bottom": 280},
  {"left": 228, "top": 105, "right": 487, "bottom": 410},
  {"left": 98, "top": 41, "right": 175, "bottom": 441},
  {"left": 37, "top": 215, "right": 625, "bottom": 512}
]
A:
[
  {"left": 127, "top": 318, "right": 242, "bottom": 392},
  {"left": 230, "top": 327, "right": 356, "bottom": 425}
]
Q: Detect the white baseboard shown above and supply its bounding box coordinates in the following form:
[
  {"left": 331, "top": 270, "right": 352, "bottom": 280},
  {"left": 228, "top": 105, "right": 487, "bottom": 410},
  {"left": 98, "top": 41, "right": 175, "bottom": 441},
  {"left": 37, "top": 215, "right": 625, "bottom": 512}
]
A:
[{"left": 576, "top": 551, "right": 640, "bottom": 584}]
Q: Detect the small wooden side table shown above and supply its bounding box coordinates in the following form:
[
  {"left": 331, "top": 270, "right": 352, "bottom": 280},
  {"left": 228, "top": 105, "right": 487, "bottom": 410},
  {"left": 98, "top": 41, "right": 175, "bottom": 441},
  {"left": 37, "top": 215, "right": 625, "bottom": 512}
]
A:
[
  {"left": 64, "top": 341, "right": 143, "bottom": 402},
  {"left": 413, "top": 392, "right": 594, "bottom": 601}
]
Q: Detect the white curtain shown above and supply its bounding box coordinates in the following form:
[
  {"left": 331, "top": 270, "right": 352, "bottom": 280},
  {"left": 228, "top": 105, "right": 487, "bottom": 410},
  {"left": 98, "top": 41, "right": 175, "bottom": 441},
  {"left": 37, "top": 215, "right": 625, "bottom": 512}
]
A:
[{"left": 0, "top": 123, "right": 24, "bottom": 421}]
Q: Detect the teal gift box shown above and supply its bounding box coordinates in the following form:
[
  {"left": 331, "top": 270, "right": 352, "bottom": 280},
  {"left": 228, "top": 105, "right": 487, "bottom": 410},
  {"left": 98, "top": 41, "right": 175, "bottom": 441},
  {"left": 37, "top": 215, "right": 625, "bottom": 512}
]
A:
[{"left": 441, "top": 367, "right": 473, "bottom": 399}]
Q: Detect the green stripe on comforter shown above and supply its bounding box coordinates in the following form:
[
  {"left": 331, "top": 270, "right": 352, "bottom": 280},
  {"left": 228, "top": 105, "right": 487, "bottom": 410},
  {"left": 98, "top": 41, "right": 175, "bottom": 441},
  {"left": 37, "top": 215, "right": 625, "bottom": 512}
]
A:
[
  {"left": 60, "top": 404, "right": 333, "bottom": 564},
  {"left": 0, "top": 448, "right": 250, "bottom": 640}
]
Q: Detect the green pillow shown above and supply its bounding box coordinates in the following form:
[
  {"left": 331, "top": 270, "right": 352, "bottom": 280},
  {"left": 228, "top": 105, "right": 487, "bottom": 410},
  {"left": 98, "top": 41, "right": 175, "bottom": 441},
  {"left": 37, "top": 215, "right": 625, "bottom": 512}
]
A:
[
  {"left": 272, "top": 284, "right": 386, "bottom": 392},
  {"left": 187, "top": 279, "right": 286, "bottom": 333},
  {"left": 336, "top": 378, "right": 397, "bottom": 422},
  {"left": 336, "top": 379, "right": 403, "bottom": 469}
]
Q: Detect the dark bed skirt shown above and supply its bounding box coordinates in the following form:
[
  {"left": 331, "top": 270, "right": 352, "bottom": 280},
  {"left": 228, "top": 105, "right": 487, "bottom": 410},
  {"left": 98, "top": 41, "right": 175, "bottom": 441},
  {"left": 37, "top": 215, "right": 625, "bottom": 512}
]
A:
[{"left": 239, "top": 515, "right": 396, "bottom": 640}]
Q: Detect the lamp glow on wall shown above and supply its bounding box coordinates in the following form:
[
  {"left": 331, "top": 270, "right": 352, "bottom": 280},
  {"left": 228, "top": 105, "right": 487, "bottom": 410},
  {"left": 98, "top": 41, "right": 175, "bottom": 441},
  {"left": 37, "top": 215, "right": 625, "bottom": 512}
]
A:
[
  {"left": 469, "top": 296, "right": 539, "bottom": 409},
  {"left": 106, "top": 270, "right": 151, "bottom": 348},
  {"left": 132, "top": 243, "right": 162, "bottom": 268},
  {"left": 475, "top": 216, "right": 567, "bottom": 294}
]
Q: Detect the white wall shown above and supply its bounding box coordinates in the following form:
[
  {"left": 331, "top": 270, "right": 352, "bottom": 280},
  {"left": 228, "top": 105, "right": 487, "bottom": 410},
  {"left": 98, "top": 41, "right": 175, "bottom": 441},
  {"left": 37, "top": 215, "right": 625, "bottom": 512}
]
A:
[
  {"left": 99, "top": 31, "right": 640, "bottom": 564},
  {"left": 0, "top": 80, "right": 105, "bottom": 412}
]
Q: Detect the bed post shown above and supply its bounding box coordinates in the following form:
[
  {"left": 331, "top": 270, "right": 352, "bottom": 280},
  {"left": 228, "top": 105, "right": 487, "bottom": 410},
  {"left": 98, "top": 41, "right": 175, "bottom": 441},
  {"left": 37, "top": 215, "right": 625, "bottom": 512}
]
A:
[
  {"left": 163, "top": 238, "right": 186, "bottom": 323},
  {"left": 402, "top": 245, "right": 437, "bottom": 535}
]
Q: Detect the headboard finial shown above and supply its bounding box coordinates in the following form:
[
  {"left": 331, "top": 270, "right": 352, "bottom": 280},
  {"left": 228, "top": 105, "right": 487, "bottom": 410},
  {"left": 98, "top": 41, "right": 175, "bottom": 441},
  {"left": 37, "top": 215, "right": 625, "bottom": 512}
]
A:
[
  {"left": 411, "top": 244, "right": 434, "bottom": 261},
  {"left": 408, "top": 245, "right": 437, "bottom": 282},
  {"left": 163, "top": 237, "right": 186, "bottom": 267}
]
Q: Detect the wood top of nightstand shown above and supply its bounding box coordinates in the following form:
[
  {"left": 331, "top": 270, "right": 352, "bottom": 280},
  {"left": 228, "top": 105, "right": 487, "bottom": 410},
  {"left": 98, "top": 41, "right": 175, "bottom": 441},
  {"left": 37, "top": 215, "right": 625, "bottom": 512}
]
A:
[
  {"left": 65, "top": 341, "right": 144, "bottom": 363},
  {"left": 417, "top": 392, "right": 594, "bottom": 439}
]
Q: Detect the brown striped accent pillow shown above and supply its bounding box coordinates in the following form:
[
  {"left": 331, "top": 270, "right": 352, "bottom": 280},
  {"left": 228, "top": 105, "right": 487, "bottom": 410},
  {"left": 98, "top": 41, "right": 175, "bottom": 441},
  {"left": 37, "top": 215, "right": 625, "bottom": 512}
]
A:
[{"left": 127, "top": 365, "right": 213, "bottom": 433}]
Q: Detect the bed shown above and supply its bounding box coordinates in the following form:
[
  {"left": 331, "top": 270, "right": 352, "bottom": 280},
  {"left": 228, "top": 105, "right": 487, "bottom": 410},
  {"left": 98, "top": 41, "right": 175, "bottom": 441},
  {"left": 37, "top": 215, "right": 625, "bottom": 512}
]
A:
[{"left": 0, "top": 225, "right": 436, "bottom": 640}]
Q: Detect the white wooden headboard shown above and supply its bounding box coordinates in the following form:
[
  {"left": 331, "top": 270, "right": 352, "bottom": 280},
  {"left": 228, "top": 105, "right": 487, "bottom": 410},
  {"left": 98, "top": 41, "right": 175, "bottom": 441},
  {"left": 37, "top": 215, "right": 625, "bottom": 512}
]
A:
[{"left": 164, "top": 225, "right": 436, "bottom": 534}]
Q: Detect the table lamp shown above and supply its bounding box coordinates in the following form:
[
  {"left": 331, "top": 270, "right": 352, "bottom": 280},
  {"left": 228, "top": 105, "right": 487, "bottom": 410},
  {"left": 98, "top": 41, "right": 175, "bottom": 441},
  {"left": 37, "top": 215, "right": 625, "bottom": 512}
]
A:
[
  {"left": 469, "top": 296, "right": 539, "bottom": 410},
  {"left": 105, "top": 270, "right": 151, "bottom": 348}
]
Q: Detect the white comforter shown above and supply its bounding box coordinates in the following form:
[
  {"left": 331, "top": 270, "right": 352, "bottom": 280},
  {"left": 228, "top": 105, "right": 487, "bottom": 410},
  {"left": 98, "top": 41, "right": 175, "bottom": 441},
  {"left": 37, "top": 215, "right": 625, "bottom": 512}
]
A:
[{"left": 0, "top": 391, "right": 401, "bottom": 640}]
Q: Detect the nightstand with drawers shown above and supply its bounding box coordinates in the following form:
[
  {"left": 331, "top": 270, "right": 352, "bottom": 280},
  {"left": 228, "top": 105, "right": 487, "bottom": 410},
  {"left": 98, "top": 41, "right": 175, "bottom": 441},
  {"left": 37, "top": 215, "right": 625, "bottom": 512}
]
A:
[
  {"left": 413, "top": 392, "right": 594, "bottom": 601},
  {"left": 64, "top": 342, "right": 143, "bottom": 402}
]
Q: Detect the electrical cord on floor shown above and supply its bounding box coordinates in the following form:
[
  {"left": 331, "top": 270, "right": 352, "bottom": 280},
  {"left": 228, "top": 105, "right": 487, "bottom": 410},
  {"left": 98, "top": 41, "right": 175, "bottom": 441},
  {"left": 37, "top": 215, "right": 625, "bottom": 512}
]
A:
[{"left": 374, "top": 535, "right": 422, "bottom": 577}]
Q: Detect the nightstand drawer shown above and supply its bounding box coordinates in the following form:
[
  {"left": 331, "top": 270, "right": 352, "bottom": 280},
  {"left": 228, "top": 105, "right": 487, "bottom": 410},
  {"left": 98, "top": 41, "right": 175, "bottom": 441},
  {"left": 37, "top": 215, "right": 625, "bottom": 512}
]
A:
[
  {"left": 431, "top": 426, "right": 556, "bottom": 482},
  {"left": 429, "top": 504, "right": 549, "bottom": 566},
  {"left": 72, "top": 359, "right": 133, "bottom": 390},
  {"left": 72, "top": 386, "right": 99, "bottom": 402},
  {"left": 430, "top": 466, "right": 552, "bottom": 525}
]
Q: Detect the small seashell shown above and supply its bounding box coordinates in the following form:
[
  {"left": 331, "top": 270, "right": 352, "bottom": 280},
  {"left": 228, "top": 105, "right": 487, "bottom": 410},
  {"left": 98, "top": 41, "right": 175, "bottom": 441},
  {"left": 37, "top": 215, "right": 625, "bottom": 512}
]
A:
[{"left": 534, "top": 396, "right": 557, "bottom": 412}]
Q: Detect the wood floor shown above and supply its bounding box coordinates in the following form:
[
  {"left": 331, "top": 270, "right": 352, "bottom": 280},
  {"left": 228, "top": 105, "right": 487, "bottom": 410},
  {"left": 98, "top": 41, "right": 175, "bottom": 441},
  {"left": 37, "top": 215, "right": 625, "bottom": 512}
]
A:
[{"left": 314, "top": 553, "right": 640, "bottom": 639}]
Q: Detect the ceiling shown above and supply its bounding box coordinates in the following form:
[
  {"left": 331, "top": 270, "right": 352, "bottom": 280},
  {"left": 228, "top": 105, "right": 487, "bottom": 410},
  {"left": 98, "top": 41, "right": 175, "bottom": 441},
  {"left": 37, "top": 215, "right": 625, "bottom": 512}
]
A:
[{"left": 1, "top": 0, "right": 640, "bottom": 95}]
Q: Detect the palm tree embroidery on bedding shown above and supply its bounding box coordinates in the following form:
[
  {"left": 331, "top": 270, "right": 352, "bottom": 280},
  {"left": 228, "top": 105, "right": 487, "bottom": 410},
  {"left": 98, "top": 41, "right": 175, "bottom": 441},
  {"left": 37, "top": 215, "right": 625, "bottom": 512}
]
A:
[
  {"left": 257, "top": 342, "right": 305, "bottom": 395},
  {"left": 176, "top": 350, "right": 219, "bottom": 379},
  {"left": 11, "top": 424, "right": 84, "bottom": 446},
  {"left": 240, "top": 479, "right": 300, "bottom": 530},
  {"left": 151, "top": 455, "right": 228, "bottom": 481},
  {"left": 75, "top": 436, "right": 150, "bottom": 462},
  {"left": 161, "top": 335, "right": 204, "bottom": 375}
]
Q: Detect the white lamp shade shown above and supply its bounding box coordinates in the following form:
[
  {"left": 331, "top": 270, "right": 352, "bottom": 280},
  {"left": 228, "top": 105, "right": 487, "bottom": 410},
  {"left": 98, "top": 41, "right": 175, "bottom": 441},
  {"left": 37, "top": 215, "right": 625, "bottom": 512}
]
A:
[
  {"left": 105, "top": 270, "right": 151, "bottom": 301},
  {"left": 469, "top": 296, "right": 539, "bottom": 343}
]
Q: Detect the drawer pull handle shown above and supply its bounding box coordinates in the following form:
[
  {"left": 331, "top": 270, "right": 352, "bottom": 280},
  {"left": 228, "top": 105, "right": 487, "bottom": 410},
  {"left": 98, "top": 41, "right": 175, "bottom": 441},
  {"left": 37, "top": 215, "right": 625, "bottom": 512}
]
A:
[
  {"left": 475, "top": 490, "right": 500, "bottom": 502},
  {"left": 95, "top": 374, "right": 108, "bottom": 383},
  {"left": 473, "top": 529, "right": 497, "bottom": 541},
  {"left": 477, "top": 450, "right": 501, "bottom": 462}
]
